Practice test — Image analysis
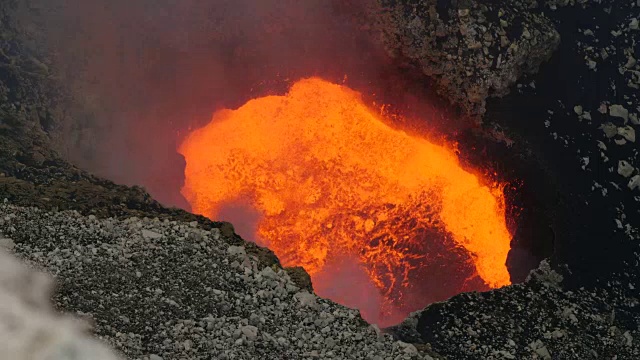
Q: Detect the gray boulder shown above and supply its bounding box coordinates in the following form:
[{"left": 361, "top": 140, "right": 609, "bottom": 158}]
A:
[{"left": 366, "top": 0, "right": 560, "bottom": 119}]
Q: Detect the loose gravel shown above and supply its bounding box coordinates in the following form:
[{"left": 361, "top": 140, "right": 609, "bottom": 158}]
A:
[
  {"left": 0, "top": 201, "right": 435, "bottom": 360},
  {"left": 392, "top": 259, "right": 640, "bottom": 359}
]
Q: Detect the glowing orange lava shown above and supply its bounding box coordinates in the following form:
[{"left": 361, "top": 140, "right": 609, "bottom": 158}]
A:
[{"left": 179, "top": 77, "right": 512, "bottom": 325}]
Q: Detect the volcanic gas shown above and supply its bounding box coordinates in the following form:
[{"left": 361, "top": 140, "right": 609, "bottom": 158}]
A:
[{"left": 179, "top": 77, "right": 512, "bottom": 327}]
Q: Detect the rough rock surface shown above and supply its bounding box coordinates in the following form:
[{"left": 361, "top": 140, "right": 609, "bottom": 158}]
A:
[
  {"left": 0, "top": 248, "right": 120, "bottom": 359},
  {"left": 367, "top": 0, "right": 560, "bottom": 118},
  {"left": 391, "top": 260, "right": 640, "bottom": 359},
  {"left": 1, "top": 202, "right": 435, "bottom": 360}
]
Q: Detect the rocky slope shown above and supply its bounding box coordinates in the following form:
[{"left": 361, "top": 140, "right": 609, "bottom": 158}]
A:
[
  {"left": 0, "top": 203, "right": 435, "bottom": 360},
  {"left": 392, "top": 260, "right": 640, "bottom": 359}
]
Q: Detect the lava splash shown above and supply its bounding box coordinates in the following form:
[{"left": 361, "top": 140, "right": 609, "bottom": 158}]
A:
[{"left": 179, "top": 77, "right": 512, "bottom": 326}]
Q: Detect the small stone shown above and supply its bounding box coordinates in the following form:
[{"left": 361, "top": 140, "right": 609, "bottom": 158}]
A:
[
  {"left": 618, "top": 126, "right": 636, "bottom": 142},
  {"left": 625, "top": 56, "right": 637, "bottom": 69},
  {"left": 227, "top": 245, "right": 246, "bottom": 257},
  {"left": 496, "top": 350, "right": 515, "bottom": 359},
  {"left": 629, "top": 175, "right": 640, "bottom": 190},
  {"left": 618, "top": 161, "right": 635, "bottom": 178},
  {"left": 501, "top": 36, "right": 510, "bottom": 48},
  {"left": 600, "top": 123, "right": 618, "bottom": 138},
  {"left": 261, "top": 266, "right": 278, "bottom": 279},
  {"left": 535, "top": 346, "right": 552, "bottom": 359},
  {"left": 610, "top": 104, "right": 629, "bottom": 122},
  {"left": 631, "top": 18, "right": 639, "bottom": 30},
  {"left": 397, "top": 341, "right": 418, "bottom": 354},
  {"left": 325, "top": 336, "right": 336, "bottom": 348},
  {"left": 141, "top": 229, "right": 163, "bottom": 239},
  {"left": 220, "top": 222, "right": 235, "bottom": 238},
  {"left": 149, "top": 355, "right": 163, "bottom": 360},
  {"left": 294, "top": 291, "right": 318, "bottom": 308},
  {"left": 241, "top": 325, "right": 258, "bottom": 340},
  {"left": 574, "top": 105, "right": 583, "bottom": 115},
  {"left": 277, "top": 337, "right": 289, "bottom": 347}
]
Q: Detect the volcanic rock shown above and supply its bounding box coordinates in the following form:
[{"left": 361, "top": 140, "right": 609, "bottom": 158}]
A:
[
  {"left": 0, "top": 203, "right": 431, "bottom": 359},
  {"left": 618, "top": 160, "right": 635, "bottom": 178},
  {"left": 284, "top": 266, "right": 314, "bottom": 291},
  {"left": 366, "top": 0, "right": 560, "bottom": 119},
  {"left": 609, "top": 104, "right": 630, "bottom": 122},
  {"left": 600, "top": 122, "right": 618, "bottom": 138},
  {"left": 629, "top": 175, "right": 640, "bottom": 191},
  {"left": 618, "top": 125, "right": 636, "bottom": 142}
]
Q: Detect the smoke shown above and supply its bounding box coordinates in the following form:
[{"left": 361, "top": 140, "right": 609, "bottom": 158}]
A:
[
  {"left": 312, "top": 255, "right": 407, "bottom": 327},
  {"left": 25, "top": 0, "right": 388, "bottom": 207}
]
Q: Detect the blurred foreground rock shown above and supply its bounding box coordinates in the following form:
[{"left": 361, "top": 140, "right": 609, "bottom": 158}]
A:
[{"left": 0, "top": 249, "right": 120, "bottom": 359}]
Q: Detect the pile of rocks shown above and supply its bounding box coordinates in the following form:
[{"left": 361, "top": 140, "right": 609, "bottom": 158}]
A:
[
  {"left": 0, "top": 202, "right": 436, "bottom": 359},
  {"left": 367, "top": 0, "right": 560, "bottom": 119},
  {"left": 391, "top": 260, "right": 640, "bottom": 359},
  {"left": 533, "top": 0, "right": 640, "bottom": 239}
]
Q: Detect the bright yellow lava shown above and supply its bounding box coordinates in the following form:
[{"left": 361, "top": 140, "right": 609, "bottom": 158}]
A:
[{"left": 179, "top": 77, "right": 512, "bottom": 301}]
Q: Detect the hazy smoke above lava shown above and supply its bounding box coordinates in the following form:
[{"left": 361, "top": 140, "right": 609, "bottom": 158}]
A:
[{"left": 27, "top": 0, "right": 388, "bottom": 207}]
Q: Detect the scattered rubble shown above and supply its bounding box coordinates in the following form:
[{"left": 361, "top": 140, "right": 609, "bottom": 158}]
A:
[
  {"left": 543, "top": 0, "right": 640, "bottom": 201},
  {"left": 0, "top": 203, "right": 434, "bottom": 359}
]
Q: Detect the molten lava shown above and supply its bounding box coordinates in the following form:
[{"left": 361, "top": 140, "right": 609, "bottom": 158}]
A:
[{"left": 179, "top": 77, "right": 512, "bottom": 326}]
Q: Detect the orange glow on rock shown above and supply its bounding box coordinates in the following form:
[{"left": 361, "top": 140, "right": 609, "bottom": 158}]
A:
[{"left": 179, "top": 77, "right": 512, "bottom": 325}]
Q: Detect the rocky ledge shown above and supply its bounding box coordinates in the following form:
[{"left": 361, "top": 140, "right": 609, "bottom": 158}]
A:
[
  {"left": 366, "top": 0, "right": 560, "bottom": 119},
  {"left": 391, "top": 260, "right": 640, "bottom": 359}
]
